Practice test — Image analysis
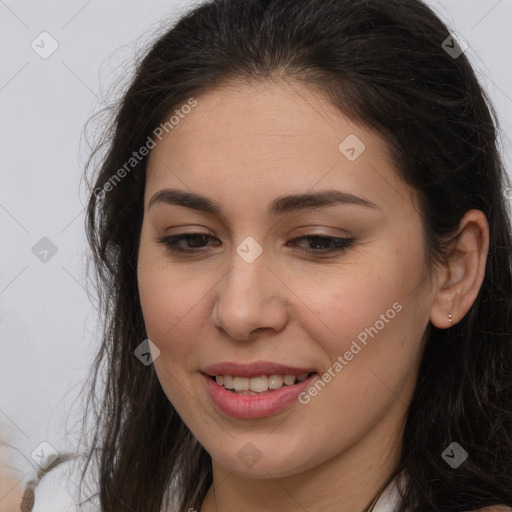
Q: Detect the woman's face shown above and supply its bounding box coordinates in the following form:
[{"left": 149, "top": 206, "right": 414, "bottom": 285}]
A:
[{"left": 137, "top": 79, "right": 437, "bottom": 479}]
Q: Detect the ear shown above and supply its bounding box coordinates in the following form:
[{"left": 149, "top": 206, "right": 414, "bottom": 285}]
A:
[{"left": 430, "top": 209, "right": 489, "bottom": 329}]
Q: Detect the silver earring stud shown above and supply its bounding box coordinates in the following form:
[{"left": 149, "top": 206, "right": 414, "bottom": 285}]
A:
[{"left": 448, "top": 314, "right": 452, "bottom": 323}]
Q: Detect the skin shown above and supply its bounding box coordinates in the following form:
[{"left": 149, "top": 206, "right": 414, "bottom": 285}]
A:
[
  {"left": 0, "top": 433, "right": 25, "bottom": 512},
  {"left": 136, "top": 78, "right": 489, "bottom": 512}
]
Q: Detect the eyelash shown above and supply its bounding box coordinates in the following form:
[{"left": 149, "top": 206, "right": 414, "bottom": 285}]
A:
[{"left": 154, "top": 233, "right": 354, "bottom": 256}]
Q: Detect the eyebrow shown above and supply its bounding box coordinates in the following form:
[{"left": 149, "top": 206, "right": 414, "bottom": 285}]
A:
[{"left": 148, "top": 188, "right": 379, "bottom": 216}]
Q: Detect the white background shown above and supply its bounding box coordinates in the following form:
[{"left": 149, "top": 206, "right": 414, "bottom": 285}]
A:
[{"left": 1, "top": 0, "right": 511, "bottom": 492}]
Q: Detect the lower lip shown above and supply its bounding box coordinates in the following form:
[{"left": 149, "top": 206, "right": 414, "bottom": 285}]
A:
[{"left": 203, "top": 373, "right": 319, "bottom": 419}]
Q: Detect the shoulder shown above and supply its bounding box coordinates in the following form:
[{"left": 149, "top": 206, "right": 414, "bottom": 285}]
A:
[{"left": 27, "top": 454, "right": 99, "bottom": 512}]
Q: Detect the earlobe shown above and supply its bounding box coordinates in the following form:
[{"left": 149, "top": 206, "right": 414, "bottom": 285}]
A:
[{"left": 429, "top": 209, "right": 489, "bottom": 329}]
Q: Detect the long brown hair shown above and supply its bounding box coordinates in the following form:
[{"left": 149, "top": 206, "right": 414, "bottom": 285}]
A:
[{"left": 78, "top": 1, "right": 512, "bottom": 510}]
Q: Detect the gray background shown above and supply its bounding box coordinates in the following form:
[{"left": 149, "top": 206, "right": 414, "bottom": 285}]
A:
[{"left": 1, "top": 0, "right": 511, "bottom": 491}]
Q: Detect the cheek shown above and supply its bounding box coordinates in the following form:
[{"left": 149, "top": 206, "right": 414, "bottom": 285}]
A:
[
  {"left": 291, "top": 269, "right": 427, "bottom": 459},
  {"left": 138, "top": 272, "right": 204, "bottom": 358},
  {"left": 137, "top": 236, "right": 202, "bottom": 363},
  {"left": 137, "top": 250, "right": 205, "bottom": 416},
  {"left": 294, "top": 243, "right": 428, "bottom": 364}
]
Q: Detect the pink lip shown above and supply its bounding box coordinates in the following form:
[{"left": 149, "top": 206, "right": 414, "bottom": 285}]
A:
[
  {"left": 202, "top": 371, "right": 319, "bottom": 419},
  {"left": 202, "top": 361, "right": 317, "bottom": 378}
]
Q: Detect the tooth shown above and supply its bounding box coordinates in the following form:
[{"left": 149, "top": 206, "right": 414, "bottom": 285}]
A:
[
  {"left": 223, "top": 375, "right": 234, "bottom": 389},
  {"left": 233, "top": 376, "right": 250, "bottom": 391},
  {"left": 220, "top": 373, "right": 307, "bottom": 392},
  {"left": 268, "top": 375, "right": 284, "bottom": 389},
  {"left": 283, "top": 374, "right": 296, "bottom": 385},
  {"left": 249, "top": 375, "right": 269, "bottom": 392}
]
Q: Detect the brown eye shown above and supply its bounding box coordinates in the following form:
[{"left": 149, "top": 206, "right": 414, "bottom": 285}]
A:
[
  {"left": 287, "top": 235, "right": 354, "bottom": 255},
  {"left": 154, "top": 233, "right": 219, "bottom": 254}
]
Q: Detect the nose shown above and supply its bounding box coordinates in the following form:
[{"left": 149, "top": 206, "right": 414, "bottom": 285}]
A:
[{"left": 210, "top": 251, "right": 288, "bottom": 341}]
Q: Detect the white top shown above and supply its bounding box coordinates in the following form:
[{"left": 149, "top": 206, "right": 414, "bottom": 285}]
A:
[{"left": 31, "top": 457, "right": 403, "bottom": 512}]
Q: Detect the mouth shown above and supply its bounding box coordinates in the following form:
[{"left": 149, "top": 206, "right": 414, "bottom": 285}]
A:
[{"left": 201, "top": 362, "right": 320, "bottom": 419}]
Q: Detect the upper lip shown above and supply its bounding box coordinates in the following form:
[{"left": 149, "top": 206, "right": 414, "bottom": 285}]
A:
[{"left": 202, "top": 361, "right": 317, "bottom": 378}]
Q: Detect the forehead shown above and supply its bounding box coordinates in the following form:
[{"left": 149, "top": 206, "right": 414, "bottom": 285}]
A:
[{"left": 144, "top": 79, "right": 416, "bottom": 216}]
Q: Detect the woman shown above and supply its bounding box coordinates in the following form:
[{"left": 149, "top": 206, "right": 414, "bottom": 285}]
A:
[{"left": 28, "top": 0, "right": 512, "bottom": 510}]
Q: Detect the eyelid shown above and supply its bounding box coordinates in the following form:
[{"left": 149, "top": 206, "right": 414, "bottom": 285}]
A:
[{"left": 291, "top": 225, "right": 354, "bottom": 237}]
